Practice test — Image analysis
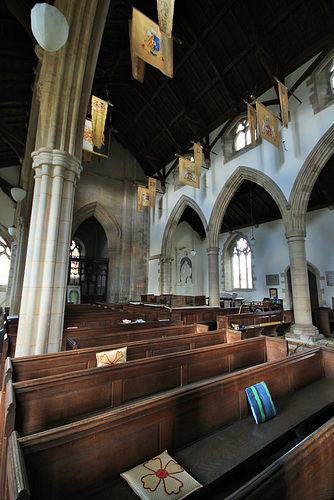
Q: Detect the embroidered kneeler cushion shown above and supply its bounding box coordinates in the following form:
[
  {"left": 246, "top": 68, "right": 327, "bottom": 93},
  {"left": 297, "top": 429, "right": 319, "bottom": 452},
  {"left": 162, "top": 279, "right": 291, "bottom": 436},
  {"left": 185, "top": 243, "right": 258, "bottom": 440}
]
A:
[
  {"left": 120, "top": 450, "right": 203, "bottom": 499},
  {"left": 96, "top": 347, "right": 127, "bottom": 367},
  {"left": 245, "top": 381, "right": 277, "bottom": 424}
]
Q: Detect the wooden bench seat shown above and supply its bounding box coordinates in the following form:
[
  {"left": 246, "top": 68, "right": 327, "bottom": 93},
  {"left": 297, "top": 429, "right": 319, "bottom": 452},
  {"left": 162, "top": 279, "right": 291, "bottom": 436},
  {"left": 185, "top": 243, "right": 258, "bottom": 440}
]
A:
[
  {"left": 12, "top": 330, "right": 228, "bottom": 382},
  {"left": 228, "top": 320, "right": 292, "bottom": 339},
  {"left": 225, "top": 413, "right": 334, "bottom": 500},
  {"left": 61, "top": 319, "right": 183, "bottom": 350},
  {"left": 64, "top": 322, "right": 209, "bottom": 350},
  {"left": 13, "top": 336, "right": 286, "bottom": 436},
  {"left": 217, "top": 310, "right": 293, "bottom": 331},
  {"left": 9, "top": 347, "right": 334, "bottom": 500}
]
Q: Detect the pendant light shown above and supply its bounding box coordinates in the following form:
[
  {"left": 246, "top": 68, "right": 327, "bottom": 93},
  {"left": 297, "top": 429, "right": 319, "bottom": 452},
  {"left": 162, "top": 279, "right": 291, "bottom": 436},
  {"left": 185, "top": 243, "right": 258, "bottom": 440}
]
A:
[{"left": 31, "top": 3, "right": 69, "bottom": 52}]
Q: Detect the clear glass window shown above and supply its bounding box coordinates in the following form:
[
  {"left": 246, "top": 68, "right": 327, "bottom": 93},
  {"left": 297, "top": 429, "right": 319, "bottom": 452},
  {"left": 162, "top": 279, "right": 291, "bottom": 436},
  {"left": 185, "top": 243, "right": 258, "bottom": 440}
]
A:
[
  {"left": 0, "top": 236, "right": 11, "bottom": 286},
  {"left": 232, "top": 237, "right": 253, "bottom": 289}
]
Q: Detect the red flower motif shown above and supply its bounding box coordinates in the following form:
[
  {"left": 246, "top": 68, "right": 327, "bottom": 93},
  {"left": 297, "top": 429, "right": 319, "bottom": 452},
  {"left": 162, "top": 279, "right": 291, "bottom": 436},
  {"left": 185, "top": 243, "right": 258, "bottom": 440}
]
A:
[{"left": 141, "top": 456, "right": 184, "bottom": 495}]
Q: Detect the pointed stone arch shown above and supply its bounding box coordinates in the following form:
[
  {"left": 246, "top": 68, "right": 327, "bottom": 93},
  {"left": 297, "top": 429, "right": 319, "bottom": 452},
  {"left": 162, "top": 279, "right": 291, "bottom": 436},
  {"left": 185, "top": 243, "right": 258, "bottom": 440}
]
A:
[
  {"left": 208, "top": 166, "right": 289, "bottom": 247},
  {"left": 72, "top": 201, "right": 122, "bottom": 248},
  {"left": 161, "top": 195, "right": 208, "bottom": 257},
  {"left": 72, "top": 201, "right": 122, "bottom": 302},
  {"left": 288, "top": 123, "right": 334, "bottom": 233}
]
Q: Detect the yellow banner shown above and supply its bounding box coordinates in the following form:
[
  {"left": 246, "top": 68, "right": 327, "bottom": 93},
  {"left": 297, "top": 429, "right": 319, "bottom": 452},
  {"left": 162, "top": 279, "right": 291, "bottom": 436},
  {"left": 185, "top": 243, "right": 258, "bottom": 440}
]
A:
[
  {"left": 91, "top": 95, "right": 108, "bottom": 149},
  {"left": 193, "top": 143, "right": 202, "bottom": 177},
  {"left": 278, "top": 80, "right": 289, "bottom": 129},
  {"left": 129, "top": 20, "right": 146, "bottom": 82},
  {"left": 148, "top": 177, "right": 156, "bottom": 208},
  {"left": 157, "top": 0, "right": 175, "bottom": 38},
  {"left": 137, "top": 185, "right": 151, "bottom": 212},
  {"left": 131, "top": 7, "right": 173, "bottom": 78},
  {"left": 247, "top": 103, "right": 257, "bottom": 147},
  {"left": 256, "top": 101, "right": 279, "bottom": 149},
  {"left": 179, "top": 157, "right": 200, "bottom": 189}
]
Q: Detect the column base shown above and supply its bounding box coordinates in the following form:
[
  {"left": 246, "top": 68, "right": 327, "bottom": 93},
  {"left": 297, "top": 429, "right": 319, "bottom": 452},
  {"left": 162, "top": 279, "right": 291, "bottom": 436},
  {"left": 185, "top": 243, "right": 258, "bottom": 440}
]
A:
[{"left": 285, "top": 323, "right": 325, "bottom": 353}]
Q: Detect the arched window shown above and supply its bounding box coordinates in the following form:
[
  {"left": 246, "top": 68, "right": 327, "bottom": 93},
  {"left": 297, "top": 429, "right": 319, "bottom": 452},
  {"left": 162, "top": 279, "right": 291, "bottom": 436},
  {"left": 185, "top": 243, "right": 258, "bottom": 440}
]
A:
[
  {"left": 69, "top": 239, "right": 80, "bottom": 283},
  {"left": 232, "top": 236, "right": 252, "bottom": 289},
  {"left": 222, "top": 115, "right": 259, "bottom": 163},
  {"left": 330, "top": 59, "right": 334, "bottom": 97},
  {"left": 234, "top": 118, "right": 255, "bottom": 152},
  {"left": 0, "top": 236, "right": 11, "bottom": 286}
]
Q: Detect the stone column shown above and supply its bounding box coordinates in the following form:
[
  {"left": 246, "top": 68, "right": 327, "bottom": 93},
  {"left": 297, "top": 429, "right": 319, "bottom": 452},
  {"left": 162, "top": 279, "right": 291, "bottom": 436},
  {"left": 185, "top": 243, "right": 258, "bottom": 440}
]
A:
[
  {"left": 207, "top": 246, "right": 220, "bottom": 306},
  {"left": 285, "top": 230, "right": 322, "bottom": 344},
  {"left": 15, "top": 149, "right": 81, "bottom": 356},
  {"left": 8, "top": 216, "right": 30, "bottom": 314},
  {"left": 160, "top": 257, "right": 172, "bottom": 295}
]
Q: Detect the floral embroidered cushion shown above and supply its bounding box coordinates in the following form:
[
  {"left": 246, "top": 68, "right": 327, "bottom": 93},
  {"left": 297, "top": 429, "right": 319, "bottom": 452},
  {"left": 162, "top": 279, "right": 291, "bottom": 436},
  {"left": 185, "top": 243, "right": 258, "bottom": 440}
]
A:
[
  {"left": 96, "top": 347, "right": 127, "bottom": 367},
  {"left": 120, "top": 450, "right": 202, "bottom": 499},
  {"left": 245, "top": 381, "right": 277, "bottom": 424}
]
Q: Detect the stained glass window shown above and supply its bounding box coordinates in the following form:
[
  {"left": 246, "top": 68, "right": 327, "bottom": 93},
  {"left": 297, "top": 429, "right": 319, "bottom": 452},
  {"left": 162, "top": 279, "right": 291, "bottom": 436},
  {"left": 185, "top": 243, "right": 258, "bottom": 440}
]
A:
[
  {"left": 0, "top": 236, "right": 11, "bottom": 286},
  {"left": 232, "top": 237, "right": 252, "bottom": 289},
  {"left": 70, "top": 240, "right": 80, "bottom": 283}
]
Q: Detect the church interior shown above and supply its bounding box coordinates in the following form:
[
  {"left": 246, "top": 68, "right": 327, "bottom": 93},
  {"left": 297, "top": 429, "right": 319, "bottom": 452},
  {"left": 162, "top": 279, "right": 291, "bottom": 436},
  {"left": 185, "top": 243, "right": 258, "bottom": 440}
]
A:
[{"left": 0, "top": 0, "right": 334, "bottom": 498}]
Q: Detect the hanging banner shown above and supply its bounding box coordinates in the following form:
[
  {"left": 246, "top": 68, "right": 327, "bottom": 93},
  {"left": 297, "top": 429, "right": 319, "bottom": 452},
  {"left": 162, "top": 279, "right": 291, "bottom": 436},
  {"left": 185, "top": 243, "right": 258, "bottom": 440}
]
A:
[
  {"left": 256, "top": 101, "right": 279, "bottom": 149},
  {"left": 278, "top": 80, "right": 289, "bottom": 129},
  {"left": 148, "top": 177, "right": 157, "bottom": 208},
  {"left": 83, "top": 119, "right": 109, "bottom": 158},
  {"left": 193, "top": 143, "right": 203, "bottom": 177},
  {"left": 91, "top": 95, "right": 108, "bottom": 149},
  {"left": 157, "top": 0, "right": 175, "bottom": 38},
  {"left": 179, "top": 157, "right": 200, "bottom": 189},
  {"left": 137, "top": 185, "right": 151, "bottom": 212},
  {"left": 129, "top": 20, "right": 146, "bottom": 82},
  {"left": 131, "top": 7, "right": 173, "bottom": 78},
  {"left": 247, "top": 103, "right": 257, "bottom": 147}
]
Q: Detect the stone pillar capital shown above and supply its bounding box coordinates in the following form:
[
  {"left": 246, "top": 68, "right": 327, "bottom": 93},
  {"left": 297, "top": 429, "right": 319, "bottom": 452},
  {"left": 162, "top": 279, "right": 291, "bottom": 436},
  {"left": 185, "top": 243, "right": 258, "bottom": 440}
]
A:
[
  {"left": 285, "top": 230, "right": 307, "bottom": 242},
  {"left": 206, "top": 246, "right": 220, "bottom": 256},
  {"left": 31, "top": 148, "right": 82, "bottom": 182}
]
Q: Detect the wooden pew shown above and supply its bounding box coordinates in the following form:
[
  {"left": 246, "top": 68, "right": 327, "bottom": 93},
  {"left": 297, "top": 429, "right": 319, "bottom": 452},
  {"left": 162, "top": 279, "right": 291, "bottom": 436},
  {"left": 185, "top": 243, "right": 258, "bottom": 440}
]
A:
[
  {"left": 10, "top": 347, "right": 334, "bottom": 500},
  {"left": 217, "top": 310, "right": 293, "bottom": 332},
  {"left": 65, "top": 323, "right": 209, "bottom": 350},
  {"left": 61, "top": 319, "right": 183, "bottom": 350},
  {"left": 13, "top": 336, "right": 287, "bottom": 436},
  {"left": 226, "top": 414, "right": 334, "bottom": 499},
  {"left": 12, "top": 330, "right": 230, "bottom": 382},
  {"left": 63, "top": 310, "right": 147, "bottom": 329}
]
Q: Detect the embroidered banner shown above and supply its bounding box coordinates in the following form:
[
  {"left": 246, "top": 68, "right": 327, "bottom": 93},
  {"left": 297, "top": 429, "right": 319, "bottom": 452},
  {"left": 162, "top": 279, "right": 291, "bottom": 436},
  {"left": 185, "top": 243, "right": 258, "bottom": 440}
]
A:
[
  {"left": 256, "top": 101, "right": 279, "bottom": 149},
  {"left": 247, "top": 103, "right": 257, "bottom": 147},
  {"left": 148, "top": 177, "right": 157, "bottom": 208},
  {"left": 193, "top": 143, "right": 203, "bottom": 177},
  {"left": 82, "top": 119, "right": 109, "bottom": 158},
  {"left": 129, "top": 20, "right": 146, "bottom": 82},
  {"left": 91, "top": 96, "right": 108, "bottom": 149},
  {"left": 179, "top": 157, "right": 200, "bottom": 189},
  {"left": 137, "top": 185, "right": 151, "bottom": 212},
  {"left": 278, "top": 80, "right": 289, "bottom": 129},
  {"left": 157, "top": 0, "right": 175, "bottom": 38},
  {"left": 131, "top": 7, "right": 173, "bottom": 78}
]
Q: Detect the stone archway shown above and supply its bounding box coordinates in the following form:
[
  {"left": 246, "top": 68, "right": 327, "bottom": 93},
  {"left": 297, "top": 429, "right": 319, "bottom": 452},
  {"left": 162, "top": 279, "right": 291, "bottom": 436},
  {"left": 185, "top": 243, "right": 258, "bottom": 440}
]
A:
[
  {"left": 72, "top": 201, "right": 122, "bottom": 301},
  {"left": 207, "top": 167, "right": 288, "bottom": 305},
  {"left": 288, "top": 123, "right": 334, "bottom": 233},
  {"left": 160, "top": 195, "right": 208, "bottom": 295}
]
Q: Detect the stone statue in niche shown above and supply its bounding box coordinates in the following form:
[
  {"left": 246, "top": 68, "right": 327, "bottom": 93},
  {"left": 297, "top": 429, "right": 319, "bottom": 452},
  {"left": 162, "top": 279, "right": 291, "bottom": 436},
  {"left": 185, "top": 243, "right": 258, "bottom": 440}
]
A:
[{"left": 180, "top": 256, "right": 193, "bottom": 284}]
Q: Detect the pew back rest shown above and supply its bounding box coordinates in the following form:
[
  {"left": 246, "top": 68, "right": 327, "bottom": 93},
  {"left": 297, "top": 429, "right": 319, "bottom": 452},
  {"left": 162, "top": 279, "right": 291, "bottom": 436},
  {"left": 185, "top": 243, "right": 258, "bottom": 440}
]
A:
[
  {"left": 13, "top": 336, "right": 287, "bottom": 436},
  {"left": 16, "top": 348, "right": 330, "bottom": 500}
]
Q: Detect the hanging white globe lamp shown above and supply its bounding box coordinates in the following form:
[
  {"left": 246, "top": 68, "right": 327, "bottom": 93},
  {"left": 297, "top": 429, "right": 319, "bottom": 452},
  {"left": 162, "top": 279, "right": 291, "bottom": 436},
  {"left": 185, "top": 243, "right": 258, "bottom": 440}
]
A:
[{"left": 31, "top": 3, "right": 69, "bottom": 52}]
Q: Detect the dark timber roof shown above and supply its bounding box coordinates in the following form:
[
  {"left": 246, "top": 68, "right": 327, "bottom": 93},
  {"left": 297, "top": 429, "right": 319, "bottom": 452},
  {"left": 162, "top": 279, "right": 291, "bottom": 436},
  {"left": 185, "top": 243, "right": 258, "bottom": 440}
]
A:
[{"left": 1, "top": 0, "right": 334, "bottom": 233}]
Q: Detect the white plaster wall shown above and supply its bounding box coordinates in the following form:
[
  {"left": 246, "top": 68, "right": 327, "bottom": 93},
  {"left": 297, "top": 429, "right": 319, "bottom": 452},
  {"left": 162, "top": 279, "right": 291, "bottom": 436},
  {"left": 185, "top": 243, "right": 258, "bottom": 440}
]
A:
[
  {"left": 149, "top": 56, "right": 334, "bottom": 300},
  {"left": 0, "top": 166, "right": 22, "bottom": 306}
]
